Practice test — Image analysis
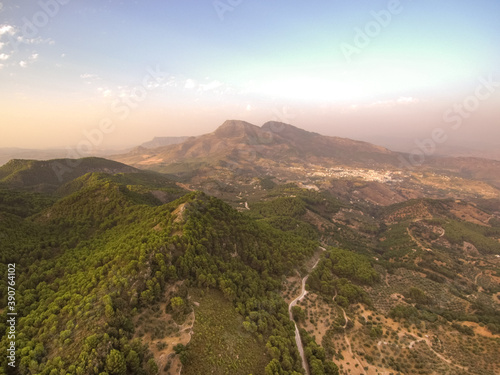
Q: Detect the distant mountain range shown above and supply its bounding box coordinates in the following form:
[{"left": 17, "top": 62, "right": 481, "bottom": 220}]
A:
[
  {"left": 2, "top": 120, "right": 500, "bottom": 195},
  {"left": 111, "top": 120, "right": 500, "bottom": 190},
  {"left": 0, "top": 136, "right": 187, "bottom": 167},
  {"left": 361, "top": 135, "right": 500, "bottom": 162},
  {"left": 139, "top": 136, "right": 190, "bottom": 149},
  {"left": 112, "top": 120, "right": 400, "bottom": 171}
]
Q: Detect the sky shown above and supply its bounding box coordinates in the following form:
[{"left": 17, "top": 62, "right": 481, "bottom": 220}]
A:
[{"left": 0, "top": 0, "right": 499, "bottom": 155}]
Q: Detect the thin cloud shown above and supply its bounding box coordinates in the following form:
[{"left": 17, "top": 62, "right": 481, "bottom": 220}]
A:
[
  {"left": 368, "top": 97, "right": 420, "bottom": 108},
  {"left": 0, "top": 24, "right": 15, "bottom": 36},
  {"left": 342, "top": 97, "right": 420, "bottom": 113},
  {"left": 397, "top": 96, "right": 419, "bottom": 104},
  {"left": 199, "top": 80, "right": 223, "bottom": 92},
  {"left": 15, "top": 36, "right": 55, "bottom": 45},
  {"left": 80, "top": 73, "right": 102, "bottom": 85},
  {"left": 80, "top": 73, "right": 100, "bottom": 80},
  {"left": 185, "top": 79, "right": 197, "bottom": 89},
  {"left": 97, "top": 87, "right": 113, "bottom": 97}
]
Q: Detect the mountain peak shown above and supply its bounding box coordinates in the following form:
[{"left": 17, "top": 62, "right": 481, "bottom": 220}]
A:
[
  {"left": 261, "top": 121, "right": 320, "bottom": 139},
  {"left": 213, "top": 120, "right": 260, "bottom": 138}
]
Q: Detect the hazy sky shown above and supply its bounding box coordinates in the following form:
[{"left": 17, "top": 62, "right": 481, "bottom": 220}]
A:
[{"left": 0, "top": 0, "right": 499, "bottom": 153}]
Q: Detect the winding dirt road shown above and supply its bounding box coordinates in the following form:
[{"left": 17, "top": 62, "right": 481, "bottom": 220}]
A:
[{"left": 288, "top": 248, "right": 324, "bottom": 375}]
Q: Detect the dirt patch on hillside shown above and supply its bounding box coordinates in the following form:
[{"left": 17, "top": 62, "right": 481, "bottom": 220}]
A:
[
  {"left": 493, "top": 292, "right": 500, "bottom": 305},
  {"left": 172, "top": 202, "right": 187, "bottom": 223},
  {"left": 462, "top": 321, "right": 500, "bottom": 338},
  {"left": 450, "top": 202, "right": 492, "bottom": 226},
  {"left": 133, "top": 284, "right": 196, "bottom": 374},
  {"left": 153, "top": 311, "right": 195, "bottom": 375}
]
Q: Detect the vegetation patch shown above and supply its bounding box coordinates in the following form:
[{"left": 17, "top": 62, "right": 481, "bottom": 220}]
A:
[{"left": 182, "top": 289, "right": 269, "bottom": 375}]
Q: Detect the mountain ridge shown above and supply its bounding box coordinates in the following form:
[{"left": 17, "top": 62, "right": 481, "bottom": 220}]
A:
[
  {"left": 110, "top": 120, "right": 500, "bottom": 194},
  {"left": 0, "top": 157, "right": 140, "bottom": 192},
  {"left": 111, "top": 120, "right": 402, "bottom": 171},
  {"left": 140, "top": 136, "right": 190, "bottom": 149}
]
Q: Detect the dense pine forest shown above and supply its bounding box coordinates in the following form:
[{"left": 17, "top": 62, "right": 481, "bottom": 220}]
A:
[{"left": 0, "top": 169, "right": 323, "bottom": 374}]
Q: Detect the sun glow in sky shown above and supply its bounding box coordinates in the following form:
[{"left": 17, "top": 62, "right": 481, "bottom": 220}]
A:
[{"left": 0, "top": 0, "right": 499, "bottom": 151}]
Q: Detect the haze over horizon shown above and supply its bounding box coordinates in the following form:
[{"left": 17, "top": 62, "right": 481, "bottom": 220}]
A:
[{"left": 1, "top": 0, "right": 499, "bottom": 155}]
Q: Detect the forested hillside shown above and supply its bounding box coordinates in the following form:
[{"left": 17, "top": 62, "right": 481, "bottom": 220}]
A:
[
  {"left": 0, "top": 169, "right": 321, "bottom": 374},
  {"left": 0, "top": 158, "right": 140, "bottom": 193}
]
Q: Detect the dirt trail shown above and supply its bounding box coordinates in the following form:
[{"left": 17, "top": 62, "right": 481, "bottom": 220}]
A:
[
  {"left": 288, "top": 247, "right": 325, "bottom": 375},
  {"left": 407, "top": 219, "right": 445, "bottom": 253},
  {"left": 474, "top": 271, "right": 483, "bottom": 285},
  {"left": 384, "top": 272, "right": 390, "bottom": 287},
  {"left": 333, "top": 291, "right": 365, "bottom": 371},
  {"left": 407, "top": 225, "right": 432, "bottom": 253},
  {"left": 403, "top": 334, "right": 467, "bottom": 371}
]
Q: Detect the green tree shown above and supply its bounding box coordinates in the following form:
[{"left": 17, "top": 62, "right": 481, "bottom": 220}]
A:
[
  {"left": 265, "top": 359, "right": 282, "bottom": 375},
  {"left": 126, "top": 350, "right": 140, "bottom": 373},
  {"left": 325, "top": 361, "right": 339, "bottom": 375},
  {"left": 146, "top": 358, "right": 159, "bottom": 375},
  {"left": 408, "top": 287, "right": 431, "bottom": 305},
  {"left": 292, "top": 306, "right": 306, "bottom": 322},
  {"left": 170, "top": 296, "right": 184, "bottom": 312},
  {"left": 105, "top": 349, "right": 126, "bottom": 375}
]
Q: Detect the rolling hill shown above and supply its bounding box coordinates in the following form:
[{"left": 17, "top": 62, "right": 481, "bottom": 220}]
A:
[{"left": 0, "top": 157, "right": 140, "bottom": 193}]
